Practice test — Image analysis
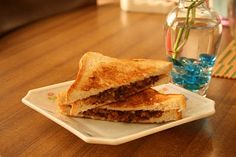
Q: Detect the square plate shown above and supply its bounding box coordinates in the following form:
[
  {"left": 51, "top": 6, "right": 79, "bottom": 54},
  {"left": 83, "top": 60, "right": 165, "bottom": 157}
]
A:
[{"left": 22, "top": 81, "right": 215, "bottom": 145}]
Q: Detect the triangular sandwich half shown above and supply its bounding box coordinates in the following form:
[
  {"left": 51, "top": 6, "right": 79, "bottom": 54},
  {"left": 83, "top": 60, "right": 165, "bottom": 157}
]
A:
[
  {"left": 59, "top": 89, "right": 186, "bottom": 123},
  {"left": 58, "top": 52, "right": 172, "bottom": 113}
]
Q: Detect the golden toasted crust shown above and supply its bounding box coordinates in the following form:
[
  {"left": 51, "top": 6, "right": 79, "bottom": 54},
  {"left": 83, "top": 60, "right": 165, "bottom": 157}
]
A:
[
  {"left": 66, "top": 52, "right": 172, "bottom": 103},
  {"left": 100, "top": 89, "right": 186, "bottom": 111}
]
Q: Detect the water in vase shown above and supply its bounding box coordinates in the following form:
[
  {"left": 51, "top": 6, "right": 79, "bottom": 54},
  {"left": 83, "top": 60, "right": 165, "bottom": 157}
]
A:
[{"left": 166, "top": 18, "right": 222, "bottom": 95}]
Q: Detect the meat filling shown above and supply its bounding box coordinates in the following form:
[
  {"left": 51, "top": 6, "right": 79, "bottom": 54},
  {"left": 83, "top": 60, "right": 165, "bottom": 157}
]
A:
[
  {"left": 82, "top": 108, "right": 163, "bottom": 122},
  {"left": 84, "top": 75, "right": 160, "bottom": 104}
]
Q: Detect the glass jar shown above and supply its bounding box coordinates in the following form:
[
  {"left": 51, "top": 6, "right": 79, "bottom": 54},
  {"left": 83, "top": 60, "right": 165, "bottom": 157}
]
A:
[{"left": 164, "top": 0, "right": 222, "bottom": 96}]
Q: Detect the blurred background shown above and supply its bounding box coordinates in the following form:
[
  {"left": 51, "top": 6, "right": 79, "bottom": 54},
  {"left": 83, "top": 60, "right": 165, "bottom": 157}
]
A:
[{"left": 0, "top": 0, "right": 232, "bottom": 37}]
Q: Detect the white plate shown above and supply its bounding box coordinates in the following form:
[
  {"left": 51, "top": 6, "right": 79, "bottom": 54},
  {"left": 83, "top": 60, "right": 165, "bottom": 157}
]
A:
[{"left": 22, "top": 81, "right": 215, "bottom": 145}]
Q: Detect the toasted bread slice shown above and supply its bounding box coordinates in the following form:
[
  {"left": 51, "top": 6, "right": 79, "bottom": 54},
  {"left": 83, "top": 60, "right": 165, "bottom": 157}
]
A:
[
  {"left": 99, "top": 88, "right": 186, "bottom": 111},
  {"left": 66, "top": 52, "right": 172, "bottom": 104}
]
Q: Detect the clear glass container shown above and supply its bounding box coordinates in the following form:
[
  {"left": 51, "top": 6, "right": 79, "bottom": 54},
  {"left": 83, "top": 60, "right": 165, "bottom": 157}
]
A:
[{"left": 164, "top": 0, "right": 222, "bottom": 96}]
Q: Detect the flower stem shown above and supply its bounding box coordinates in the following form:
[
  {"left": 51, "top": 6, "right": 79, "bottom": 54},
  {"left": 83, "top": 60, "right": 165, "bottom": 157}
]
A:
[{"left": 172, "top": 0, "right": 205, "bottom": 59}]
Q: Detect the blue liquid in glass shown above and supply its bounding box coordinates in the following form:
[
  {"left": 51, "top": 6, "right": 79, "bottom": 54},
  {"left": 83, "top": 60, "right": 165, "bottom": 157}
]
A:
[{"left": 171, "top": 54, "right": 216, "bottom": 93}]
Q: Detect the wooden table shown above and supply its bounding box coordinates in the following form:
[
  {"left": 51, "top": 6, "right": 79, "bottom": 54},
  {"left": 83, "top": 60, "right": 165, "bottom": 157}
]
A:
[{"left": 1, "top": 4, "right": 235, "bottom": 157}]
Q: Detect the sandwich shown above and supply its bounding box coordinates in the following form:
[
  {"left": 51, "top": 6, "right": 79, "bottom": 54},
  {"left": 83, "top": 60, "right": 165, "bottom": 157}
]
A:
[
  {"left": 58, "top": 52, "right": 172, "bottom": 114},
  {"left": 58, "top": 89, "right": 186, "bottom": 123}
]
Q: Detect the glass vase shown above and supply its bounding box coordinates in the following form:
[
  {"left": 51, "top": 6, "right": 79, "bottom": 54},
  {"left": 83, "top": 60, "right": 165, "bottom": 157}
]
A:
[{"left": 164, "top": 0, "right": 222, "bottom": 96}]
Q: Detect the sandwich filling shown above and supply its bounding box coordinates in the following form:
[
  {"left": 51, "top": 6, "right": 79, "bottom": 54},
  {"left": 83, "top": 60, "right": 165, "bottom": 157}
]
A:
[
  {"left": 82, "top": 75, "right": 160, "bottom": 105},
  {"left": 81, "top": 108, "right": 163, "bottom": 122}
]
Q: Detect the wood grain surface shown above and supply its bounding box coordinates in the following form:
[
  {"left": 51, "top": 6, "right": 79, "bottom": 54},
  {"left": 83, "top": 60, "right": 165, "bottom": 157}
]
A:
[{"left": 0, "top": 4, "right": 235, "bottom": 157}]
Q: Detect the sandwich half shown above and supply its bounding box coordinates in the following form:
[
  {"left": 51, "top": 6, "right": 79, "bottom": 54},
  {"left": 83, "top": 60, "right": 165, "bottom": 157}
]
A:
[
  {"left": 59, "top": 52, "right": 172, "bottom": 113},
  {"left": 58, "top": 89, "right": 186, "bottom": 123}
]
